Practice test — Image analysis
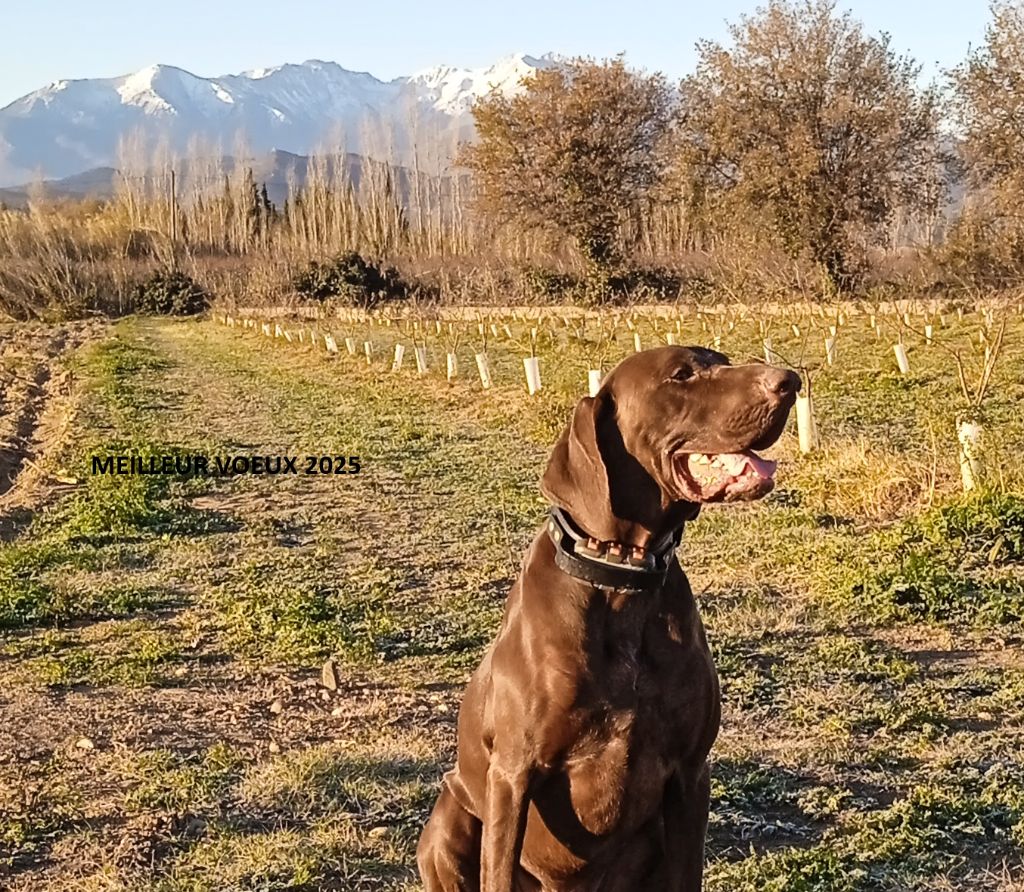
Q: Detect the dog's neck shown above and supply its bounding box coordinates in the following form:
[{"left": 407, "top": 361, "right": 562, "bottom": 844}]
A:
[{"left": 583, "top": 498, "right": 699, "bottom": 551}]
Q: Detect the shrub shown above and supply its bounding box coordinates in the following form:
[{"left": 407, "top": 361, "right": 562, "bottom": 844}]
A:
[
  {"left": 561, "top": 264, "right": 683, "bottom": 306},
  {"left": 924, "top": 492, "right": 1024, "bottom": 561},
  {"left": 935, "top": 208, "right": 1024, "bottom": 291},
  {"left": 292, "top": 252, "right": 405, "bottom": 308},
  {"left": 517, "top": 265, "right": 578, "bottom": 302},
  {"left": 133, "top": 270, "right": 209, "bottom": 316}
]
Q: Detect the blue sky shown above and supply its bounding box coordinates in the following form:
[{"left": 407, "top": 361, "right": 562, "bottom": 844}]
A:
[{"left": 2, "top": 0, "right": 992, "bottom": 107}]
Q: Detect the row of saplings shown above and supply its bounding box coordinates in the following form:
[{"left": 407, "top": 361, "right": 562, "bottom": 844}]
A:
[{"left": 134, "top": 253, "right": 406, "bottom": 317}]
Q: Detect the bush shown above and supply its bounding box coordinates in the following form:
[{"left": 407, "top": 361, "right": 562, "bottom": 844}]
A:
[
  {"left": 563, "top": 264, "right": 683, "bottom": 306},
  {"left": 936, "top": 210, "right": 1024, "bottom": 291},
  {"left": 292, "top": 252, "right": 406, "bottom": 308},
  {"left": 517, "top": 265, "right": 578, "bottom": 301},
  {"left": 133, "top": 270, "right": 209, "bottom": 316}
]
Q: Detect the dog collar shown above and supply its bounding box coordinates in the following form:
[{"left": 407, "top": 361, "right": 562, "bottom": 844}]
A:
[{"left": 546, "top": 506, "right": 683, "bottom": 593}]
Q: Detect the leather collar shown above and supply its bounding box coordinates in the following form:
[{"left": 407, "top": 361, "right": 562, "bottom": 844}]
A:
[{"left": 546, "top": 506, "right": 683, "bottom": 593}]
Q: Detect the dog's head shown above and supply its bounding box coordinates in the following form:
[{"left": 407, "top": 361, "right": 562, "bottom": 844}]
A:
[{"left": 541, "top": 346, "right": 800, "bottom": 542}]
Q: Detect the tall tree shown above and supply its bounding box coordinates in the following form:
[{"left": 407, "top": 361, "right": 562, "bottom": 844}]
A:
[
  {"left": 951, "top": 1, "right": 1024, "bottom": 224},
  {"left": 679, "top": 0, "right": 939, "bottom": 290},
  {"left": 461, "top": 57, "right": 674, "bottom": 268}
]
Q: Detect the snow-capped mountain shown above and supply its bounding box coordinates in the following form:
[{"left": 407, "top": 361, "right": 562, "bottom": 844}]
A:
[{"left": 0, "top": 53, "right": 558, "bottom": 186}]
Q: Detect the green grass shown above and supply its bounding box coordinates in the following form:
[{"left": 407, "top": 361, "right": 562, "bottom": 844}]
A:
[
  {"left": 0, "top": 757, "right": 84, "bottom": 872},
  {"left": 709, "top": 773, "right": 1024, "bottom": 891},
  {"left": 211, "top": 555, "right": 405, "bottom": 664},
  {"left": 122, "top": 743, "right": 248, "bottom": 812},
  {"left": 841, "top": 491, "right": 1024, "bottom": 623},
  {"left": 0, "top": 336, "right": 205, "bottom": 630}
]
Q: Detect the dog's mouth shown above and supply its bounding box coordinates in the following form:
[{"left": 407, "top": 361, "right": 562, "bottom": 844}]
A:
[{"left": 672, "top": 450, "right": 777, "bottom": 503}]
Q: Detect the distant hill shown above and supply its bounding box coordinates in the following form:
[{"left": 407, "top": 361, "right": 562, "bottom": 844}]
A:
[
  {"left": 0, "top": 150, "right": 467, "bottom": 211},
  {"left": 0, "top": 167, "right": 122, "bottom": 208}
]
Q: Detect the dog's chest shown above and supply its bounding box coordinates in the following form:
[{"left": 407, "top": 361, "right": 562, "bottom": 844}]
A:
[
  {"left": 560, "top": 706, "right": 669, "bottom": 835},
  {"left": 556, "top": 618, "right": 704, "bottom": 836}
]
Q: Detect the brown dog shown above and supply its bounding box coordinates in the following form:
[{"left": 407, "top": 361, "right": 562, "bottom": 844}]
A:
[{"left": 418, "top": 346, "right": 800, "bottom": 892}]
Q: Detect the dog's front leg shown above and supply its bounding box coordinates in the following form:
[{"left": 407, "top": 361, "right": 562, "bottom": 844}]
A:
[
  {"left": 662, "top": 763, "right": 711, "bottom": 891},
  {"left": 480, "top": 759, "right": 531, "bottom": 892}
]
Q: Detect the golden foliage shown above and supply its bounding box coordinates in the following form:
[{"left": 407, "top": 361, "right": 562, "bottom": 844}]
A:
[
  {"left": 460, "top": 57, "right": 675, "bottom": 267},
  {"left": 678, "top": 0, "right": 941, "bottom": 291}
]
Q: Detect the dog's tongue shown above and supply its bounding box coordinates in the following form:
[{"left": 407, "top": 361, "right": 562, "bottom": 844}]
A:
[{"left": 737, "top": 451, "right": 777, "bottom": 480}]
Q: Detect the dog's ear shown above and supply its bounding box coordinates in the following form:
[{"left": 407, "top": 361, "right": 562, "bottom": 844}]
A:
[
  {"left": 541, "top": 392, "right": 696, "bottom": 541},
  {"left": 540, "top": 393, "right": 621, "bottom": 541}
]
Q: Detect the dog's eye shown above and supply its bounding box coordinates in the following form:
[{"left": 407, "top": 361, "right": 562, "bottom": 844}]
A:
[{"left": 669, "top": 366, "right": 695, "bottom": 381}]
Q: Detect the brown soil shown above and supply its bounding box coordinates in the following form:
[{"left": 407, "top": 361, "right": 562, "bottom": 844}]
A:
[{"left": 0, "top": 320, "right": 106, "bottom": 539}]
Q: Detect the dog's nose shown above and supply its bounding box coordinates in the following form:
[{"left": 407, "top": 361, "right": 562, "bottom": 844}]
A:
[{"left": 760, "top": 367, "right": 801, "bottom": 401}]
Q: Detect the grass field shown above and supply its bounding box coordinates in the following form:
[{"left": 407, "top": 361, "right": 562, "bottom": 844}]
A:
[{"left": 1, "top": 306, "right": 1023, "bottom": 891}]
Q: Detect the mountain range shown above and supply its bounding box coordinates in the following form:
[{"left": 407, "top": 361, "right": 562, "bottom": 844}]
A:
[{"left": 0, "top": 53, "right": 557, "bottom": 188}]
